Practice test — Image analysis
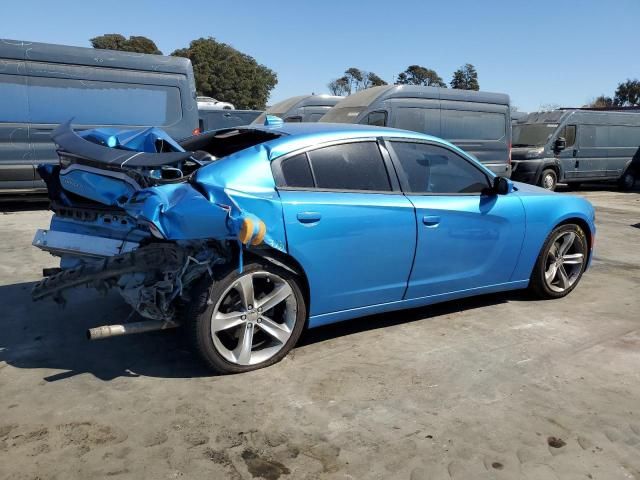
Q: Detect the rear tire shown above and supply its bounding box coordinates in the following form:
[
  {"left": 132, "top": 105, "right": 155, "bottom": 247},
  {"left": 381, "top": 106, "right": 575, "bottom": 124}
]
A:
[
  {"left": 618, "top": 170, "right": 636, "bottom": 191},
  {"left": 539, "top": 168, "right": 558, "bottom": 191},
  {"left": 529, "top": 224, "right": 588, "bottom": 299},
  {"left": 183, "top": 261, "right": 307, "bottom": 374}
]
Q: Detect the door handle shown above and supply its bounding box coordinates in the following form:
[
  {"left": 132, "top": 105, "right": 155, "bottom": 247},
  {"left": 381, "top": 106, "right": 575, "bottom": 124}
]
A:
[
  {"left": 422, "top": 215, "right": 441, "bottom": 227},
  {"left": 297, "top": 212, "right": 322, "bottom": 224},
  {"left": 572, "top": 149, "right": 577, "bottom": 158}
]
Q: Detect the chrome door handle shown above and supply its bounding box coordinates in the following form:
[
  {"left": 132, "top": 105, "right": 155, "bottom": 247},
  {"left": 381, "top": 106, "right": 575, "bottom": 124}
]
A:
[
  {"left": 422, "top": 215, "right": 441, "bottom": 227},
  {"left": 297, "top": 212, "right": 322, "bottom": 224}
]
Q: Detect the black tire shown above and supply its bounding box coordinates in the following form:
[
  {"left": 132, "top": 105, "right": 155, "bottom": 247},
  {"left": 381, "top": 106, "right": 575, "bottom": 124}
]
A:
[
  {"left": 539, "top": 168, "right": 558, "bottom": 191},
  {"left": 618, "top": 170, "right": 636, "bottom": 191},
  {"left": 183, "top": 261, "right": 307, "bottom": 374},
  {"left": 529, "top": 223, "right": 588, "bottom": 299}
]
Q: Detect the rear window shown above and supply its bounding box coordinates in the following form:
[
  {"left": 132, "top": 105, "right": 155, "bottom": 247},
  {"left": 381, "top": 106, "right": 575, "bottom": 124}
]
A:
[
  {"left": 307, "top": 142, "right": 391, "bottom": 191},
  {"left": 280, "top": 153, "right": 314, "bottom": 188},
  {"left": 441, "top": 110, "right": 506, "bottom": 140},
  {"left": 28, "top": 76, "right": 182, "bottom": 126}
]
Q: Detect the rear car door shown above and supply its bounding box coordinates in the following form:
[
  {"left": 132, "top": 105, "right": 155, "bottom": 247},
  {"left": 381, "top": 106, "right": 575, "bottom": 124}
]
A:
[
  {"left": 273, "top": 140, "right": 417, "bottom": 317},
  {"left": 0, "top": 62, "right": 34, "bottom": 191},
  {"left": 574, "top": 124, "right": 609, "bottom": 179},
  {"left": 386, "top": 140, "right": 526, "bottom": 299}
]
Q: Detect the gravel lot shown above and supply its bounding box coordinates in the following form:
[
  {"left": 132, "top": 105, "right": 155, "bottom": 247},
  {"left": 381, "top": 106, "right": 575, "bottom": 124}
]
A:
[{"left": 1, "top": 186, "right": 639, "bottom": 480}]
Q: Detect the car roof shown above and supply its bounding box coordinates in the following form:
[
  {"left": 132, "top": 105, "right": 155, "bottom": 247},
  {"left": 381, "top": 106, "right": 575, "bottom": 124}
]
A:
[{"left": 237, "top": 122, "right": 460, "bottom": 160}]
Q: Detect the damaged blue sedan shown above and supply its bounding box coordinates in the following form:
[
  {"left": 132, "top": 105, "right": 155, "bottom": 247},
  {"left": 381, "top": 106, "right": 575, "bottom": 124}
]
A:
[{"left": 32, "top": 119, "right": 595, "bottom": 373}]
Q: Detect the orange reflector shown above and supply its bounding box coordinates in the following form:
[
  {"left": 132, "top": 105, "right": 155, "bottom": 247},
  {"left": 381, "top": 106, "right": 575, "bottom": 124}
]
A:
[
  {"left": 251, "top": 221, "right": 266, "bottom": 246},
  {"left": 238, "top": 218, "right": 254, "bottom": 245}
]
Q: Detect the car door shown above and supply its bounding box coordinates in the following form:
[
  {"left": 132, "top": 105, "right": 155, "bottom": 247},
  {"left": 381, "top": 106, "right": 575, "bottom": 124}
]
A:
[
  {"left": 385, "top": 140, "right": 526, "bottom": 299},
  {"left": 273, "top": 140, "right": 417, "bottom": 317},
  {"left": 554, "top": 124, "right": 577, "bottom": 181},
  {"left": 0, "top": 63, "right": 35, "bottom": 191},
  {"left": 574, "top": 124, "right": 609, "bottom": 179}
]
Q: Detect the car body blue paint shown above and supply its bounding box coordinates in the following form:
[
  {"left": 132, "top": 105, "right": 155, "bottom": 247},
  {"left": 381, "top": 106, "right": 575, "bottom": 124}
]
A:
[{"left": 42, "top": 122, "right": 596, "bottom": 329}]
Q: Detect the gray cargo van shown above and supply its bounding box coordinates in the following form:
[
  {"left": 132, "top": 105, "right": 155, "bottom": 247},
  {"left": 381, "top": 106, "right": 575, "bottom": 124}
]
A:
[
  {"left": 252, "top": 94, "right": 344, "bottom": 124},
  {"left": 320, "top": 85, "right": 512, "bottom": 177},
  {"left": 511, "top": 109, "right": 640, "bottom": 190},
  {"left": 199, "top": 109, "right": 263, "bottom": 132},
  {"left": 0, "top": 39, "right": 199, "bottom": 194}
]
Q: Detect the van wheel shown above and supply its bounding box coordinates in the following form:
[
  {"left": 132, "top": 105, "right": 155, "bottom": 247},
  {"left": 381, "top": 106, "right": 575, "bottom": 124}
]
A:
[
  {"left": 184, "top": 261, "right": 307, "bottom": 374},
  {"left": 619, "top": 170, "right": 636, "bottom": 191},
  {"left": 539, "top": 169, "right": 558, "bottom": 191}
]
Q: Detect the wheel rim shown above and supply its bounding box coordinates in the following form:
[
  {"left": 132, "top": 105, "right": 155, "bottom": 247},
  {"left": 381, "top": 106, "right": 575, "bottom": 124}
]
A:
[
  {"left": 543, "top": 173, "right": 555, "bottom": 190},
  {"left": 543, "top": 231, "right": 586, "bottom": 293},
  {"left": 210, "top": 271, "right": 297, "bottom": 366}
]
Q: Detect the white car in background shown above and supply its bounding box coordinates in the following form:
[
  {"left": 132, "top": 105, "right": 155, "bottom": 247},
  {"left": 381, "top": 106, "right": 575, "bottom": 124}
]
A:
[{"left": 197, "top": 96, "right": 235, "bottom": 110}]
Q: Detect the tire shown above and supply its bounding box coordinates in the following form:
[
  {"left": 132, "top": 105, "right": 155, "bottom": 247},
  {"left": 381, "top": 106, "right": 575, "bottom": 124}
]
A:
[
  {"left": 183, "top": 261, "right": 307, "bottom": 374},
  {"left": 529, "top": 224, "right": 588, "bottom": 299},
  {"left": 539, "top": 168, "right": 558, "bottom": 191},
  {"left": 618, "top": 170, "right": 636, "bottom": 191}
]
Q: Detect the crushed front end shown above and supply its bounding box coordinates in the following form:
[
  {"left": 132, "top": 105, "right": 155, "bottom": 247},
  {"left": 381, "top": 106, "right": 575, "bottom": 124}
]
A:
[{"left": 32, "top": 122, "right": 281, "bottom": 339}]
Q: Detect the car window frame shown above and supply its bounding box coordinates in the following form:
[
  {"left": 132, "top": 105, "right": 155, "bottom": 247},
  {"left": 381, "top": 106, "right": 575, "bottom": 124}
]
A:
[
  {"left": 271, "top": 137, "right": 401, "bottom": 194},
  {"left": 382, "top": 137, "right": 494, "bottom": 196}
]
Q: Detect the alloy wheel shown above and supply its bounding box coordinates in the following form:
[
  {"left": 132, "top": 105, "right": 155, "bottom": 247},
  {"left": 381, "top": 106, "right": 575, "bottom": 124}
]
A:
[
  {"left": 543, "top": 231, "right": 586, "bottom": 293},
  {"left": 210, "top": 271, "right": 297, "bottom": 366}
]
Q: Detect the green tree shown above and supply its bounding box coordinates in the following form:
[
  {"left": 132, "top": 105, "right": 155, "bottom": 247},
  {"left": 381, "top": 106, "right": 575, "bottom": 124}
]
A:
[
  {"left": 90, "top": 34, "right": 162, "bottom": 54},
  {"left": 328, "top": 68, "right": 387, "bottom": 96},
  {"left": 450, "top": 63, "right": 479, "bottom": 90},
  {"left": 172, "top": 37, "right": 277, "bottom": 110},
  {"left": 588, "top": 95, "right": 614, "bottom": 108},
  {"left": 395, "top": 65, "right": 446, "bottom": 87},
  {"left": 614, "top": 79, "right": 640, "bottom": 106}
]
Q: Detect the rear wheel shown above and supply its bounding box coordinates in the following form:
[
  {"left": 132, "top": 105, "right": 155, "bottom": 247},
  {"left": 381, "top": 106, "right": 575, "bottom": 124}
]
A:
[
  {"left": 184, "top": 261, "right": 307, "bottom": 374},
  {"left": 539, "top": 168, "right": 558, "bottom": 191},
  {"left": 618, "top": 170, "right": 637, "bottom": 191},
  {"left": 529, "top": 224, "right": 588, "bottom": 299}
]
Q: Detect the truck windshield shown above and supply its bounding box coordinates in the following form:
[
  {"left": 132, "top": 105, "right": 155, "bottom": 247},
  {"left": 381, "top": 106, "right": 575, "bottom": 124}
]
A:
[{"left": 512, "top": 123, "right": 559, "bottom": 147}]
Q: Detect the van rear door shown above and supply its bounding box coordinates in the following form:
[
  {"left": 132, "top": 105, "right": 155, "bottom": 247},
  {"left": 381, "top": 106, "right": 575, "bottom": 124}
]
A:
[
  {"left": 439, "top": 100, "right": 510, "bottom": 177},
  {"left": 0, "top": 61, "right": 34, "bottom": 192}
]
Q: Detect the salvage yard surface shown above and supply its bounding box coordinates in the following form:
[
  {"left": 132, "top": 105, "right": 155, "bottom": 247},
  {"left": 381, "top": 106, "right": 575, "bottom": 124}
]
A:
[{"left": 1, "top": 187, "right": 639, "bottom": 480}]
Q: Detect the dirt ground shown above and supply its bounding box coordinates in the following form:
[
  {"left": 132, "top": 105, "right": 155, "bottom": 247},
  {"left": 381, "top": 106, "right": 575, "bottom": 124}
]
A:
[{"left": 1, "top": 186, "right": 639, "bottom": 480}]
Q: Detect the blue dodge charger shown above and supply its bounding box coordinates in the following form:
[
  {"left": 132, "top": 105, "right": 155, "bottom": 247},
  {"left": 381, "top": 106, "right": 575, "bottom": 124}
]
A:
[{"left": 32, "top": 119, "right": 595, "bottom": 373}]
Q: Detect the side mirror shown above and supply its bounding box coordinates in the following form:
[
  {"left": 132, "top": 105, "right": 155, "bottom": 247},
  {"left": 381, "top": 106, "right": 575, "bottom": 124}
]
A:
[
  {"left": 493, "top": 176, "right": 510, "bottom": 195},
  {"left": 554, "top": 136, "right": 566, "bottom": 153}
]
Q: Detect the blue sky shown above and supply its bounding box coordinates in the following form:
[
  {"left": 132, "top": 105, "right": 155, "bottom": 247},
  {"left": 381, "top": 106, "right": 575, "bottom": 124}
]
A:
[{"left": 3, "top": 0, "right": 638, "bottom": 112}]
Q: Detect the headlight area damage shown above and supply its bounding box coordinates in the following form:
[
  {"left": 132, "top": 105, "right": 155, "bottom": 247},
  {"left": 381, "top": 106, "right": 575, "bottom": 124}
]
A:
[{"left": 32, "top": 122, "right": 285, "bottom": 340}]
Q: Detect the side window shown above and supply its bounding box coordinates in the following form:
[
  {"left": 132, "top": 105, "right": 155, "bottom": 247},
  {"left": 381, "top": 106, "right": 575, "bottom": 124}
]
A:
[
  {"left": 579, "top": 125, "right": 609, "bottom": 147},
  {"left": 609, "top": 126, "right": 640, "bottom": 147},
  {"left": 559, "top": 124, "right": 576, "bottom": 147},
  {"left": 307, "top": 142, "right": 391, "bottom": 191},
  {"left": 441, "top": 110, "right": 506, "bottom": 140},
  {"left": 388, "top": 141, "right": 489, "bottom": 194},
  {"left": 394, "top": 107, "right": 440, "bottom": 135},
  {"left": 364, "top": 111, "right": 387, "bottom": 127},
  {"left": 27, "top": 76, "right": 182, "bottom": 126},
  {"left": 0, "top": 74, "right": 29, "bottom": 122},
  {"left": 279, "top": 153, "right": 314, "bottom": 188}
]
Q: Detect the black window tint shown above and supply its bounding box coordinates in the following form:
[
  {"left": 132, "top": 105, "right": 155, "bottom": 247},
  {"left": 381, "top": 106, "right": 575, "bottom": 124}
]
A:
[
  {"left": 308, "top": 142, "right": 391, "bottom": 191},
  {"left": 0, "top": 74, "right": 29, "bottom": 122},
  {"left": 280, "top": 153, "right": 314, "bottom": 188},
  {"left": 27, "top": 76, "right": 182, "bottom": 126},
  {"left": 441, "top": 110, "right": 506, "bottom": 140},
  {"left": 365, "top": 111, "right": 387, "bottom": 127},
  {"left": 560, "top": 124, "right": 577, "bottom": 147},
  {"left": 394, "top": 107, "right": 440, "bottom": 135},
  {"left": 389, "top": 142, "right": 489, "bottom": 194}
]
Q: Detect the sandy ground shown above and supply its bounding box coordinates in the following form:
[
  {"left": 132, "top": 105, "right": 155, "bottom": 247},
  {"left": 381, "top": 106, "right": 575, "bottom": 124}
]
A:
[{"left": 0, "top": 186, "right": 639, "bottom": 480}]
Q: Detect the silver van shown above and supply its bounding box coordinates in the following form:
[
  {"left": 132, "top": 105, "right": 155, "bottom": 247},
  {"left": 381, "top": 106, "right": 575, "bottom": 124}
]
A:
[
  {"left": 512, "top": 109, "right": 640, "bottom": 190},
  {"left": 252, "top": 94, "right": 344, "bottom": 124},
  {"left": 0, "top": 39, "right": 199, "bottom": 194},
  {"left": 320, "top": 85, "right": 512, "bottom": 177}
]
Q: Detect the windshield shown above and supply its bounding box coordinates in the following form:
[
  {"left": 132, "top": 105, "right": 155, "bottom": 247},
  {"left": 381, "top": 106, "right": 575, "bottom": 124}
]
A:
[
  {"left": 320, "top": 106, "right": 363, "bottom": 123},
  {"left": 512, "top": 123, "right": 559, "bottom": 147}
]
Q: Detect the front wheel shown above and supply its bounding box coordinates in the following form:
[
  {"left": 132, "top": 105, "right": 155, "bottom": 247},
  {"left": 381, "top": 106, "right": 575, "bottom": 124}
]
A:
[
  {"left": 618, "top": 170, "right": 637, "bottom": 191},
  {"left": 184, "top": 261, "right": 307, "bottom": 374},
  {"left": 529, "top": 224, "right": 588, "bottom": 299},
  {"left": 539, "top": 168, "right": 558, "bottom": 191}
]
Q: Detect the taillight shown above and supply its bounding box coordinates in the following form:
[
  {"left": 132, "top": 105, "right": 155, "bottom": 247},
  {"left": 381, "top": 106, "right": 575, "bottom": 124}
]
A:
[{"left": 192, "top": 128, "right": 201, "bottom": 136}]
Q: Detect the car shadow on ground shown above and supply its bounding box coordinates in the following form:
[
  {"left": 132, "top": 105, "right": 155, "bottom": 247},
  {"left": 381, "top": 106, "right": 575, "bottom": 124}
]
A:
[
  {"left": 0, "top": 279, "right": 527, "bottom": 382},
  {"left": 0, "top": 197, "right": 50, "bottom": 213}
]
